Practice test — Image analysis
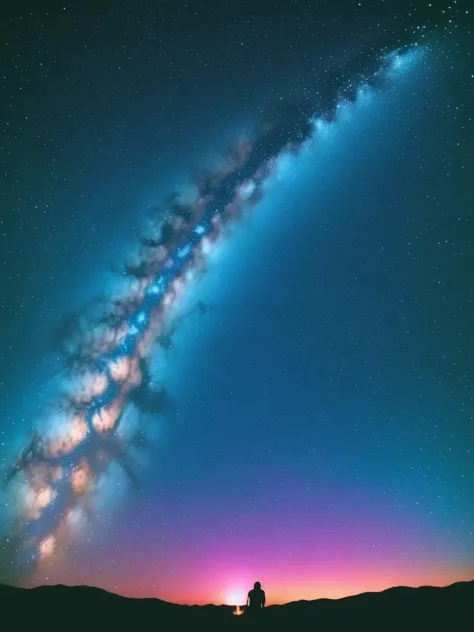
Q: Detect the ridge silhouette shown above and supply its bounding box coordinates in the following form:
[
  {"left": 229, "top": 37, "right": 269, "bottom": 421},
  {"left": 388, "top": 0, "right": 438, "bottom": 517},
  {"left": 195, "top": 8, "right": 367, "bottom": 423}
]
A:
[{"left": 0, "top": 579, "right": 472, "bottom": 631}]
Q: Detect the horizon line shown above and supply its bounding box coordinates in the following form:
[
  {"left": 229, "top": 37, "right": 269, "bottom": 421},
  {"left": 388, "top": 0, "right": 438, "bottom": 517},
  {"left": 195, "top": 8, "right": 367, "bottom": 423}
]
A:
[{"left": 3, "top": 576, "right": 473, "bottom": 608}]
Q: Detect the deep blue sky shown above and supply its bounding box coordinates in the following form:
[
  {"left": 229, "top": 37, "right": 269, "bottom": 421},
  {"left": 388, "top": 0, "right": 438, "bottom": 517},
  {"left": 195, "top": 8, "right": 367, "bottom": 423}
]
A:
[{"left": 0, "top": 0, "right": 473, "bottom": 604}]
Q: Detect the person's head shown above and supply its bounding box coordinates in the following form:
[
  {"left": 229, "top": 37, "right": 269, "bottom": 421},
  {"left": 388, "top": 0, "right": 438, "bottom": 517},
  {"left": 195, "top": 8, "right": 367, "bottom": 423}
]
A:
[{"left": 254, "top": 582, "right": 261, "bottom": 590}]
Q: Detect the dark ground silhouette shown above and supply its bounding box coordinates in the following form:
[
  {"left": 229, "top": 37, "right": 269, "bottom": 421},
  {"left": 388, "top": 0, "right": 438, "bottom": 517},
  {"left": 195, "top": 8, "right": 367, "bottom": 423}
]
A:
[{"left": 0, "top": 579, "right": 472, "bottom": 631}]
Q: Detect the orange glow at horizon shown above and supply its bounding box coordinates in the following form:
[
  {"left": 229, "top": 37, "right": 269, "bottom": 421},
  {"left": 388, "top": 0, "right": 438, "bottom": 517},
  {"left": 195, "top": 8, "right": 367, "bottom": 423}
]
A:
[{"left": 66, "top": 562, "right": 474, "bottom": 608}]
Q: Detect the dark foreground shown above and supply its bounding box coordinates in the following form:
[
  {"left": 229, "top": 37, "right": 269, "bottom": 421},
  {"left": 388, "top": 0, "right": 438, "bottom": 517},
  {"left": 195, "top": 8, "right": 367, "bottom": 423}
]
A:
[{"left": 1, "top": 579, "right": 472, "bottom": 631}]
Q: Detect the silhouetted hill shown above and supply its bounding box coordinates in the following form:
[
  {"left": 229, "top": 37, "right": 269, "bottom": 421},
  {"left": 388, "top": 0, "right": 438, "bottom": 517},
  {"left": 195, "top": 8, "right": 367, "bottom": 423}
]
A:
[{"left": 1, "top": 579, "right": 472, "bottom": 631}]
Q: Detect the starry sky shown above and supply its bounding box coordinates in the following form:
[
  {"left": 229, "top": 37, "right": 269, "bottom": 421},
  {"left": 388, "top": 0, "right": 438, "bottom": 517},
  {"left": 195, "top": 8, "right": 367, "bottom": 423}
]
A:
[{"left": 1, "top": 0, "right": 473, "bottom": 606}]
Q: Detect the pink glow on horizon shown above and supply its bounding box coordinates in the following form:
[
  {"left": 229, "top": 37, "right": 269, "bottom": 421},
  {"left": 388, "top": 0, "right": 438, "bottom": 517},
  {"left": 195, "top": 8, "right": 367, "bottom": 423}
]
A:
[
  {"left": 30, "top": 483, "right": 474, "bottom": 605},
  {"left": 35, "top": 550, "right": 474, "bottom": 606},
  {"left": 40, "top": 565, "right": 474, "bottom": 606}
]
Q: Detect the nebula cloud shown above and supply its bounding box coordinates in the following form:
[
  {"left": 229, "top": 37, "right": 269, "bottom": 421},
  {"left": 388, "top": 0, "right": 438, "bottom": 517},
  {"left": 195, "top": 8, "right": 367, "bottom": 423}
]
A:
[{"left": 0, "top": 43, "right": 426, "bottom": 584}]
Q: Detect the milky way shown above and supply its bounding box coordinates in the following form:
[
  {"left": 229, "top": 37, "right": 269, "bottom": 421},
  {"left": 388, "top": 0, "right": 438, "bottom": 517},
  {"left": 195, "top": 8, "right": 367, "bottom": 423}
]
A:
[{"left": 0, "top": 42, "right": 430, "bottom": 584}]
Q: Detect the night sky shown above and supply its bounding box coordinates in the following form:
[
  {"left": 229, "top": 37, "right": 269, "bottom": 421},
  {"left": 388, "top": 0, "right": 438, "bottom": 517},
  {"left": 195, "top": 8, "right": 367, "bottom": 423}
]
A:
[{"left": 1, "top": 0, "right": 473, "bottom": 606}]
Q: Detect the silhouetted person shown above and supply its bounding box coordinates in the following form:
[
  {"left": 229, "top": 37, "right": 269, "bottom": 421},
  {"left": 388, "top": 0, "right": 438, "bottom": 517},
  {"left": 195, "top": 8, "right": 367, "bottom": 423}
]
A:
[{"left": 246, "top": 581, "right": 265, "bottom": 614}]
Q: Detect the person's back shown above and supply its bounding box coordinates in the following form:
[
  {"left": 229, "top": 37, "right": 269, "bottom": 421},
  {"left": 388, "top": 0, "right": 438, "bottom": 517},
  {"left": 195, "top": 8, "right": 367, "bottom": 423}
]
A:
[{"left": 247, "top": 581, "right": 265, "bottom": 613}]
